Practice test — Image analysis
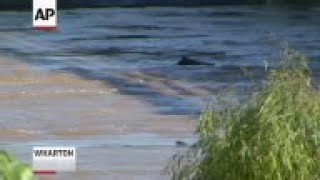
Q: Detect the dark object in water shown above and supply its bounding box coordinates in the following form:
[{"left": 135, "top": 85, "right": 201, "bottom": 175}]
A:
[
  {"left": 175, "top": 140, "right": 188, "bottom": 147},
  {"left": 177, "top": 56, "right": 214, "bottom": 66}
]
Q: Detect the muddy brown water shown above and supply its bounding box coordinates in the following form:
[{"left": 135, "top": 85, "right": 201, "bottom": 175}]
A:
[{"left": 0, "top": 57, "right": 196, "bottom": 179}]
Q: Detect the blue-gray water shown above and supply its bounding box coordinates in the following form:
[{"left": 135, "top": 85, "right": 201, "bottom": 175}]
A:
[
  {"left": 1, "top": 7, "right": 319, "bottom": 115},
  {"left": 1, "top": 7, "right": 320, "bottom": 115}
]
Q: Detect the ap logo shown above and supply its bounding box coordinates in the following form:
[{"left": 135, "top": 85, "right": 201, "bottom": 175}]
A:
[{"left": 33, "top": 0, "right": 57, "bottom": 31}]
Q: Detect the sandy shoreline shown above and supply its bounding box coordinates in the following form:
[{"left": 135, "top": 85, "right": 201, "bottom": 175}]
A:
[{"left": 0, "top": 55, "right": 196, "bottom": 179}]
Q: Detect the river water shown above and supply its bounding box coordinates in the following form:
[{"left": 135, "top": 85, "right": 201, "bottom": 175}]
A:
[{"left": 0, "top": 6, "right": 319, "bottom": 179}]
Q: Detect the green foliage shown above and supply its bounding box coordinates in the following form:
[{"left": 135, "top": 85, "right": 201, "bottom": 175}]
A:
[
  {"left": 167, "top": 49, "right": 320, "bottom": 180},
  {"left": 266, "top": 0, "right": 319, "bottom": 4},
  {"left": 0, "top": 151, "right": 34, "bottom": 180}
]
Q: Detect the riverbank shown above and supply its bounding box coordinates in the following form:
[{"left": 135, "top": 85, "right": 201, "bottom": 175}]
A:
[
  {"left": 0, "top": 0, "right": 262, "bottom": 10},
  {"left": 0, "top": 55, "right": 196, "bottom": 179},
  {"left": 3, "top": 0, "right": 319, "bottom": 10}
]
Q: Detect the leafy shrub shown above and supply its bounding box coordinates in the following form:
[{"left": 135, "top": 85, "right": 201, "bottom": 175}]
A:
[
  {"left": 167, "top": 49, "right": 320, "bottom": 180},
  {"left": 0, "top": 151, "right": 34, "bottom": 180}
]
